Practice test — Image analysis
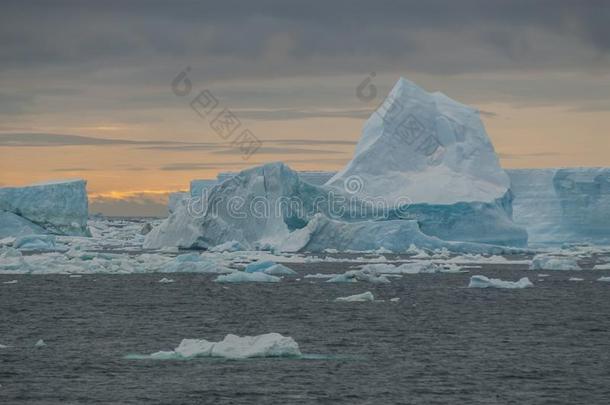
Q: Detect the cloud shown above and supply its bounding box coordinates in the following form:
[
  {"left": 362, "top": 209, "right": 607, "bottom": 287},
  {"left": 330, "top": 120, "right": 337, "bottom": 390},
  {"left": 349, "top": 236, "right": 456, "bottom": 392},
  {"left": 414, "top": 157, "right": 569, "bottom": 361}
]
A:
[
  {"left": 0, "top": 132, "right": 217, "bottom": 148},
  {"left": 498, "top": 152, "right": 562, "bottom": 160}
]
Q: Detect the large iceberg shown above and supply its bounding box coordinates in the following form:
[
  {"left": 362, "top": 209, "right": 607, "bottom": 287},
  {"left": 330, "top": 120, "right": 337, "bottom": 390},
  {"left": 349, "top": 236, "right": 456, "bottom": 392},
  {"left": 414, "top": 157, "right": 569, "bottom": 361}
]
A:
[
  {"left": 0, "top": 179, "right": 89, "bottom": 236},
  {"left": 508, "top": 168, "right": 610, "bottom": 244},
  {"left": 326, "top": 78, "right": 526, "bottom": 246},
  {"left": 146, "top": 78, "right": 530, "bottom": 252}
]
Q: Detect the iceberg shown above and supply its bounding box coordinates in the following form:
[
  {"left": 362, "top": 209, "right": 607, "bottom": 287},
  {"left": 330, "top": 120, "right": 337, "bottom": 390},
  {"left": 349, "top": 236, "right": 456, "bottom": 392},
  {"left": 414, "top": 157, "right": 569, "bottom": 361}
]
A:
[
  {"left": 0, "top": 179, "right": 89, "bottom": 236},
  {"left": 145, "top": 78, "right": 534, "bottom": 252},
  {"left": 326, "top": 269, "right": 391, "bottom": 284},
  {"left": 0, "top": 211, "right": 47, "bottom": 238},
  {"left": 530, "top": 255, "right": 581, "bottom": 271},
  {"left": 335, "top": 291, "right": 375, "bottom": 302},
  {"left": 326, "top": 78, "right": 527, "bottom": 247},
  {"left": 508, "top": 168, "right": 610, "bottom": 244},
  {"left": 168, "top": 192, "right": 189, "bottom": 214},
  {"left": 468, "top": 275, "right": 533, "bottom": 289},
  {"left": 144, "top": 333, "right": 301, "bottom": 360},
  {"left": 214, "top": 271, "right": 281, "bottom": 283}
]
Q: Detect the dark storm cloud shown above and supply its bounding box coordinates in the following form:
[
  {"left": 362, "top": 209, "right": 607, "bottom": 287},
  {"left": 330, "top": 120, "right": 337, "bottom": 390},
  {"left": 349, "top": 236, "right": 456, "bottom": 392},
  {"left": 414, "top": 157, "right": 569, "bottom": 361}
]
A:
[
  {"left": 1, "top": 0, "right": 609, "bottom": 119},
  {"left": 1, "top": 0, "right": 609, "bottom": 76}
]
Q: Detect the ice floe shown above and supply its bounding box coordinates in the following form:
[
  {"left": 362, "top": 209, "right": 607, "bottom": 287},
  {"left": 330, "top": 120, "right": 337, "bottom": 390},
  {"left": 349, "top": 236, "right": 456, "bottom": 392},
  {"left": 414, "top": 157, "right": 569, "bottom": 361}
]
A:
[
  {"left": 335, "top": 291, "right": 375, "bottom": 302},
  {"left": 468, "top": 275, "right": 533, "bottom": 289},
  {"left": 214, "top": 271, "right": 281, "bottom": 283},
  {"left": 139, "top": 333, "right": 301, "bottom": 360},
  {"left": 530, "top": 255, "right": 581, "bottom": 271}
]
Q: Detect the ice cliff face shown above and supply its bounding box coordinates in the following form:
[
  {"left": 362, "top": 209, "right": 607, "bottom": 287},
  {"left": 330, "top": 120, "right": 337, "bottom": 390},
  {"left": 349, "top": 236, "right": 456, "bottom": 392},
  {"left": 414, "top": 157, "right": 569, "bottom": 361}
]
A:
[
  {"left": 0, "top": 179, "right": 89, "bottom": 236},
  {"left": 509, "top": 168, "right": 610, "bottom": 244}
]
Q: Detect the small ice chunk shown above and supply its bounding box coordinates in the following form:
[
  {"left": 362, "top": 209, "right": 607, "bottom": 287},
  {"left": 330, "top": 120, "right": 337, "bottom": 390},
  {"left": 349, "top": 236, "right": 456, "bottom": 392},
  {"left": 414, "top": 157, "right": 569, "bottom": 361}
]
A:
[
  {"left": 468, "top": 275, "right": 533, "bottom": 289},
  {"left": 530, "top": 255, "right": 581, "bottom": 271},
  {"left": 568, "top": 277, "right": 584, "bottom": 281},
  {"left": 304, "top": 273, "right": 339, "bottom": 279},
  {"left": 244, "top": 260, "right": 276, "bottom": 273},
  {"left": 146, "top": 333, "right": 301, "bottom": 360},
  {"left": 158, "top": 277, "right": 175, "bottom": 283},
  {"left": 593, "top": 263, "right": 610, "bottom": 270},
  {"left": 3, "top": 279, "right": 18, "bottom": 284},
  {"left": 335, "top": 291, "right": 375, "bottom": 302},
  {"left": 263, "top": 264, "right": 297, "bottom": 276},
  {"left": 326, "top": 269, "right": 390, "bottom": 284},
  {"left": 34, "top": 339, "right": 46, "bottom": 347},
  {"left": 390, "top": 297, "right": 400, "bottom": 302},
  {"left": 214, "top": 271, "right": 280, "bottom": 283},
  {"left": 597, "top": 276, "right": 610, "bottom": 282}
]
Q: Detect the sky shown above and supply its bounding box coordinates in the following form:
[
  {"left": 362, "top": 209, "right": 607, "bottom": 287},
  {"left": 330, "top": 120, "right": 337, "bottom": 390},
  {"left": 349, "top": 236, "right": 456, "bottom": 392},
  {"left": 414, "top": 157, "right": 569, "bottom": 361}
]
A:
[{"left": 1, "top": 0, "right": 609, "bottom": 216}]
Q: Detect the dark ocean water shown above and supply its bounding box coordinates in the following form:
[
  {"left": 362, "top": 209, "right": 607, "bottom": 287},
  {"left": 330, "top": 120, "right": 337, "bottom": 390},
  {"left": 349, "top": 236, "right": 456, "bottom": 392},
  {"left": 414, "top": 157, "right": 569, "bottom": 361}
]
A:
[{"left": 2, "top": 262, "right": 610, "bottom": 404}]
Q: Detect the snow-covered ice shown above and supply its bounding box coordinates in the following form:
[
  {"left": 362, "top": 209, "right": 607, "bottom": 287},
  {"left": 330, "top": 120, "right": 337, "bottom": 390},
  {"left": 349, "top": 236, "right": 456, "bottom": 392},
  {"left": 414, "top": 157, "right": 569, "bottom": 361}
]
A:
[
  {"left": 468, "top": 275, "right": 533, "bottom": 289},
  {"left": 335, "top": 291, "right": 375, "bottom": 302},
  {"left": 140, "top": 333, "right": 301, "bottom": 360},
  {"left": 14, "top": 234, "right": 57, "bottom": 251}
]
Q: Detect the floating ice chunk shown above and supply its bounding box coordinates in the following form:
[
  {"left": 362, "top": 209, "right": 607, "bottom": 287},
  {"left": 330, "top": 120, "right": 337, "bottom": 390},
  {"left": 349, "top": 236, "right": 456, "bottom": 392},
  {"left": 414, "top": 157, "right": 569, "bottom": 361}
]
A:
[
  {"left": 326, "top": 269, "right": 390, "bottom": 284},
  {"left": 14, "top": 234, "right": 57, "bottom": 251},
  {"left": 244, "top": 260, "right": 276, "bottom": 273},
  {"left": 468, "top": 275, "right": 533, "bottom": 289},
  {"left": 593, "top": 263, "right": 610, "bottom": 270},
  {"left": 304, "top": 273, "right": 339, "bottom": 279},
  {"left": 158, "top": 278, "right": 175, "bottom": 283},
  {"left": 568, "top": 277, "right": 584, "bottom": 281},
  {"left": 3, "top": 279, "right": 18, "bottom": 284},
  {"left": 146, "top": 333, "right": 301, "bottom": 360},
  {"left": 530, "top": 255, "right": 581, "bottom": 271},
  {"left": 263, "top": 264, "right": 297, "bottom": 276},
  {"left": 335, "top": 291, "right": 375, "bottom": 302},
  {"left": 597, "top": 277, "right": 610, "bottom": 282},
  {"left": 390, "top": 297, "right": 400, "bottom": 302},
  {"left": 209, "top": 240, "right": 245, "bottom": 252},
  {"left": 214, "top": 271, "right": 280, "bottom": 283},
  {"left": 34, "top": 339, "right": 46, "bottom": 347},
  {"left": 0, "top": 343, "right": 8, "bottom": 349}
]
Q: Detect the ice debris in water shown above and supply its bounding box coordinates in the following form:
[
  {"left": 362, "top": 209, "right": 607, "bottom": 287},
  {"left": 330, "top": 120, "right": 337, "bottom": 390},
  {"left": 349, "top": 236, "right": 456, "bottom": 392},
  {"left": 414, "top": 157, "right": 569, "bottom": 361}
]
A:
[
  {"left": 468, "top": 275, "right": 533, "bottom": 289},
  {"left": 158, "top": 277, "right": 175, "bottom": 283},
  {"left": 335, "top": 291, "right": 375, "bottom": 302},
  {"left": 568, "top": 277, "right": 584, "bottom": 282},
  {"left": 597, "top": 276, "right": 610, "bottom": 282},
  {"left": 34, "top": 339, "right": 46, "bottom": 347},
  {"left": 326, "top": 268, "right": 391, "bottom": 284},
  {"left": 209, "top": 240, "right": 245, "bottom": 252},
  {"left": 143, "top": 333, "right": 301, "bottom": 360},
  {"left": 3, "top": 279, "right": 18, "bottom": 284},
  {"left": 593, "top": 263, "right": 610, "bottom": 270},
  {"left": 530, "top": 255, "right": 581, "bottom": 271},
  {"left": 214, "top": 271, "right": 281, "bottom": 283},
  {"left": 360, "top": 262, "right": 466, "bottom": 274}
]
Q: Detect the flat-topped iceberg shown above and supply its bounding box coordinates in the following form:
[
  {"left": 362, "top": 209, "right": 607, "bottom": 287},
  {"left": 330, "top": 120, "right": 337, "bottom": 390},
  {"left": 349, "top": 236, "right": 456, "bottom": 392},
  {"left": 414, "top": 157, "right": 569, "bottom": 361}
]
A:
[
  {"left": 140, "top": 333, "right": 301, "bottom": 360},
  {"left": 0, "top": 179, "right": 89, "bottom": 236}
]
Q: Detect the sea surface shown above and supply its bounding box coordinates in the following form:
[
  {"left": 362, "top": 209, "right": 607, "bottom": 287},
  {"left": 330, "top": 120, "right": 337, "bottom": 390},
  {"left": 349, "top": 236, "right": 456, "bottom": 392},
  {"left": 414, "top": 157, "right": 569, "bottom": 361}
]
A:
[{"left": 2, "top": 263, "right": 610, "bottom": 404}]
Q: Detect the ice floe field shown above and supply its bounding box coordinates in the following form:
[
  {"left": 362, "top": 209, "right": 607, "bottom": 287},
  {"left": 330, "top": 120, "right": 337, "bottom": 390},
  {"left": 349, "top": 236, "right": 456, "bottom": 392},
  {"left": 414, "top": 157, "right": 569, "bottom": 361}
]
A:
[{"left": 3, "top": 217, "right": 610, "bottom": 404}]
